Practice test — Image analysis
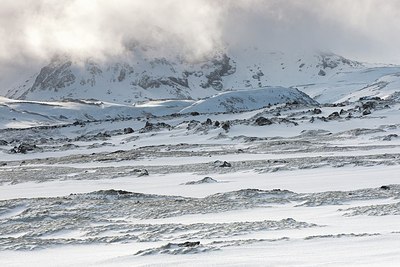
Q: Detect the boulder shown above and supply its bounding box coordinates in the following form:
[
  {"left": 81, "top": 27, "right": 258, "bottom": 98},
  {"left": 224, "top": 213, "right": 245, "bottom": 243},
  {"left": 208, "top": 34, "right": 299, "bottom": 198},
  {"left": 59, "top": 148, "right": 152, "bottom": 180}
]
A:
[
  {"left": 328, "top": 112, "right": 340, "bottom": 120},
  {"left": 255, "top": 117, "right": 273, "bottom": 126},
  {"left": 123, "top": 127, "right": 134, "bottom": 134}
]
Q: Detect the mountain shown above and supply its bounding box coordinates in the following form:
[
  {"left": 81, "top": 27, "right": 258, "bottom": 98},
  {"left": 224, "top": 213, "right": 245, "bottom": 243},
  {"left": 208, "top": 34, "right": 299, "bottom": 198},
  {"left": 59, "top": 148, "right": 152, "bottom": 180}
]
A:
[{"left": 3, "top": 47, "right": 400, "bottom": 104}]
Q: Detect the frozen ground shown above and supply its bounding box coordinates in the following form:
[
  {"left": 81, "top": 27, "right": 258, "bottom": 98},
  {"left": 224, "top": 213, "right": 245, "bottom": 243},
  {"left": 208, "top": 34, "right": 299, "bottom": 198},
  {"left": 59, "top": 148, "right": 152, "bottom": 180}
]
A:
[{"left": 0, "top": 94, "right": 400, "bottom": 266}]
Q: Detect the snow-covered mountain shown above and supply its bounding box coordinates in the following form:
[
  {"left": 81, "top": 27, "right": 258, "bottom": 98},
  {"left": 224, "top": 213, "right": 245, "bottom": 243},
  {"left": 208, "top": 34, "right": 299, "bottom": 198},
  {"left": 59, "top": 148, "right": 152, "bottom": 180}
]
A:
[{"left": 4, "top": 46, "right": 399, "bottom": 104}]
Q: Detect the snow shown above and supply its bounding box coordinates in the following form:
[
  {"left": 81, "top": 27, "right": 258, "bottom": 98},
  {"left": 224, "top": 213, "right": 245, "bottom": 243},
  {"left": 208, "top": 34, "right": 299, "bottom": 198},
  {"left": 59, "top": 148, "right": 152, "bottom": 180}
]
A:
[
  {"left": 4, "top": 47, "right": 400, "bottom": 105},
  {"left": 180, "top": 87, "right": 317, "bottom": 114},
  {"left": 1, "top": 49, "right": 400, "bottom": 266}
]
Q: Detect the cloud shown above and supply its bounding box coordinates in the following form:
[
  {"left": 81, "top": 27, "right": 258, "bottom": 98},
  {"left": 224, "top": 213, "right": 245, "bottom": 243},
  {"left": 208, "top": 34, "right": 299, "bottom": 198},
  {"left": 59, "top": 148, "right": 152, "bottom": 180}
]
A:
[
  {"left": 223, "top": 0, "right": 400, "bottom": 63},
  {"left": 0, "top": 0, "right": 225, "bottom": 62},
  {"left": 1, "top": 0, "right": 400, "bottom": 88}
]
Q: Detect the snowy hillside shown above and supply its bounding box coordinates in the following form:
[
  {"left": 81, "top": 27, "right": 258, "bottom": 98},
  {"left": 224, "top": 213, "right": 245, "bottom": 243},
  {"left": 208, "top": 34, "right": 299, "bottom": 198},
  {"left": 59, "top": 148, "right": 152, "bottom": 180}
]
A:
[
  {"left": 4, "top": 47, "right": 400, "bottom": 104},
  {"left": 0, "top": 85, "right": 319, "bottom": 129},
  {"left": 180, "top": 87, "right": 317, "bottom": 114}
]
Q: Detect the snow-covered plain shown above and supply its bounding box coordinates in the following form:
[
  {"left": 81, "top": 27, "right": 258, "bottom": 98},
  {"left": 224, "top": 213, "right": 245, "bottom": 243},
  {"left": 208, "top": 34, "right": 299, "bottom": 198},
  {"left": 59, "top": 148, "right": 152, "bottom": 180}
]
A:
[{"left": 1, "top": 75, "right": 400, "bottom": 266}]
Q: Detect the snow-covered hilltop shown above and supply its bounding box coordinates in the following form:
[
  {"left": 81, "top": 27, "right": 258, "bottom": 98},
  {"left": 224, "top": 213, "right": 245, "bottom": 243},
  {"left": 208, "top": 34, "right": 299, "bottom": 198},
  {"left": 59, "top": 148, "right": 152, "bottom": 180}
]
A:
[
  {"left": 180, "top": 87, "right": 317, "bottom": 114},
  {"left": 4, "top": 47, "right": 400, "bottom": 104}
]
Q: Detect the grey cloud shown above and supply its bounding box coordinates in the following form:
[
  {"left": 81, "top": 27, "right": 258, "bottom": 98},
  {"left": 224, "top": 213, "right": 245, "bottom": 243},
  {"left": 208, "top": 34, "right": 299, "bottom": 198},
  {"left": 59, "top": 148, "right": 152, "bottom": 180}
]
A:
[{"left": 1, "top": 0, "right": 400, "bottom": 88}]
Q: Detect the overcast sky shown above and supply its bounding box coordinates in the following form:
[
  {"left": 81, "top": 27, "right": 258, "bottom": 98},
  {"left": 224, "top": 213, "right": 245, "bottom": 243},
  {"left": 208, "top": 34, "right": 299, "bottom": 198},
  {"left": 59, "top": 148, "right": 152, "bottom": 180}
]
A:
[{"left": 1, "top": 0, "right": 400, "bottom": 88}]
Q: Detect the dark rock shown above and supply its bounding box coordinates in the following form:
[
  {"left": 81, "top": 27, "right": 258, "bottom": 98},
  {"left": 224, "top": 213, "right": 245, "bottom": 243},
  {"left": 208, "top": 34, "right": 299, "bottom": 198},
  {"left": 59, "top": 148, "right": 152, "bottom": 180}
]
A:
[
  {"left": 177, "top": 241, "right": 200, "bottom": 247},
  {"left": 140, "top": 121, "right": 172, "bottom": 133},
  {"left": 137, "top": 74, "right": 162, "bottom": 89},
  {"left": 187, "top": 120, "right": 201, "bottom": 130},
  {"left": 382, "top": 134, "right": 398, "bottom": 141},
  {"left": 190, "top": 112, "right": 200, "bottom": 116},
  {"left": 318, "top": 69, "right": 326, "bottom": 76},
  {"left": 11, "top": 143, "right": 37, "bottom": 154},
  {"left": 362, "top": 101, "right": 376, "bottom": 110},
  {"left": 97, "top": 189, "right": 133, "bottom": 195},
  {"left": 132, "top": 169, "right": 149, "bottom": 177},
  {"left": 278, "top": 118, "right": 299, "bottom": 126},
  {"left": 168, "top": 76, "right": 189, "bottom": 88},
  {"left": 360, "top": 96, "right": 381, "bottom": 101},
  {"left": 200, "top": 54, "right": 235, "bottom": 90},
  {"left": 380, "top": 185, "right": 390, "bottom": 190},
  {"left": 73, "top": 120, "right": 85, "bottom": 126},
  {"left": 123, "top": 127, "right": 134, "bottom": 134},
  {"left": 184, "top": 177, "right": 218, "bottom": 185},
  {"left": 313, "top": 108, "right": 322, "bottom": 114},
  {"left": 214, "top": 121, "right": 220, "bottom": 127},
  {"left": 362, "top": 109, "right": 371, "bottom": 115},
  {"left": 139, "top": 169, "right": 149, "bottom": 177},
  {"left": 205, "top": 118, "right": 213, "bottom": 125},
  {"left": 96, "top": 132, "right": 111, "bottom": 138},
  {"left": 328, "top": 112, "right": 340, "bottom": 120},
  {"left": 219, "top": 161, "right": 232, "bottom": 167},
  {"left": 255, "top": 117, "right": 273, "bottom": 126},
  {"left": 221, "top": 122, "right": 230, "bottom": 131},
  {"left": 0, "top": 140, "right": 8, "bottom": 146}
]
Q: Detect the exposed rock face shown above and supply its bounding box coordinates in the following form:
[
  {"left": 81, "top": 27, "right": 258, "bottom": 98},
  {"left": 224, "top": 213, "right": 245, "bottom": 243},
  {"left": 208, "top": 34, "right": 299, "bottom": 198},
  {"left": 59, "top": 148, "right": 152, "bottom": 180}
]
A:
[
  {"left": 200, "top": 54, "right": 235, "bottom": 91},
  {"left": 20, "top": 58, "right": 76, "bottom": 99},
  {"left": 7, "top": 49, "right": 367, "bottom": 104},
  {"left": 318, "top": 53, "right": 361, "bottom": 69}
]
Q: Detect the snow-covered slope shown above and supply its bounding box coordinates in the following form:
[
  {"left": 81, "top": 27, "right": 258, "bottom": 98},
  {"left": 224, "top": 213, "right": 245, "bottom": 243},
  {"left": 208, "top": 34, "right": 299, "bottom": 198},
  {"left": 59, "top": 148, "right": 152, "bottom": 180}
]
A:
[
  {"left": 0, "top": 85, "right": 318, "bottom": 128},
  {"left": 0, "top": 97, "right": 194, "bottom": 129},
  {"left": 336, "top": 72, "right": 400, "bottom": 102},
  {"left": 180, "top": 87, "right": 317, "bottom": 114},
  {"left": 5, "top": 47, "right": 399, "bottom": 104}
]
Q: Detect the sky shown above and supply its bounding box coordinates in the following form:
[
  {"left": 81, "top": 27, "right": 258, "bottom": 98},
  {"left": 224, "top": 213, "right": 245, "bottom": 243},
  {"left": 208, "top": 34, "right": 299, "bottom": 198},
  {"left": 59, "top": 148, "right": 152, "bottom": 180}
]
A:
[{"left": 1, "top": 0, "right": 400, "bottom": 88}]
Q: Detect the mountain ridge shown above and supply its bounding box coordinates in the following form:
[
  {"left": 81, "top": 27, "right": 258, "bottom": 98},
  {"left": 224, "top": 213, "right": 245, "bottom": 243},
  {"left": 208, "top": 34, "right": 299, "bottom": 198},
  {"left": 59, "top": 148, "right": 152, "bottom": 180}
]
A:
[{"left": 3, "top": 47, "right": 400, "bottom": 104}]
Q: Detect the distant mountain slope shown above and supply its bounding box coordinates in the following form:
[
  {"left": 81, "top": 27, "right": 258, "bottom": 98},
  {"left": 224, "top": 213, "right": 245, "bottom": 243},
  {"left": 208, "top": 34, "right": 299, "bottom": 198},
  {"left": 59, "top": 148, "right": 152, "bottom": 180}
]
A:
[
  {"left": 180, "top": 87, "right": 317, "bottom": 114},
  {"left": 0, "top": 85, "right": 317, "bottom": 128},
  {"left": 335, "top": 72, "right": 400, "bottom": 102},
  {"left": 3, "top": 47, "right": 400, "bottom": 104}
]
